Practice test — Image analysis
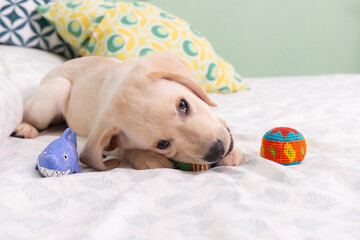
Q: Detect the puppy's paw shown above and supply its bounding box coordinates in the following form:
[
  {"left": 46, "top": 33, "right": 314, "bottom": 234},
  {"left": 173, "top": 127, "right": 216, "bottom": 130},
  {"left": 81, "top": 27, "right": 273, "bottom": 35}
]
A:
[
  {"left": 145, "top": 153, "right": 175, "bottom": 169},
  {"left": 216, "top": 146, "right": 244, "bottom": 166},
  {"left": 12, "top": 122, "right": 39, "bottom": 139},
  {"left": 130, "top": 150, "right": 175, "bottom": 170}
]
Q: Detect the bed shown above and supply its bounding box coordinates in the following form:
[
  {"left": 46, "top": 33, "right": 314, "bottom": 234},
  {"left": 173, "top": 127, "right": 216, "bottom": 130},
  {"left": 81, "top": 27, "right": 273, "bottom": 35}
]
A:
[{"left": 0, "top": 44, "right": 359, "bottom": 239}]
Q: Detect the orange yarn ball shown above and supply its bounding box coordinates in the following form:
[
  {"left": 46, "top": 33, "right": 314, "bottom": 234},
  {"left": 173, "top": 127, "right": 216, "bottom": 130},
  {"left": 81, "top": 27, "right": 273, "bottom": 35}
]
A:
[{"left": 260, "top": 127, "right": 306, "bottom": 165}]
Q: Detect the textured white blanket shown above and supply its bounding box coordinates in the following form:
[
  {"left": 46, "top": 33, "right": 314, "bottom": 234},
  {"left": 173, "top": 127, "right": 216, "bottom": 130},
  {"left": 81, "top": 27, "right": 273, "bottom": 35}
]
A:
[{"left": 0, "top": 46, "right": 359, "bottom": 239}]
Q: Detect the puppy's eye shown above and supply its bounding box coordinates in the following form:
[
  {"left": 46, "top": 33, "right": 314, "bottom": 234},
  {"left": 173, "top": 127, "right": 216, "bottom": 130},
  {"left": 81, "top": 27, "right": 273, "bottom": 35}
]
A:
[
  {"left": 156, "top": 140, "right": 170, "bottom": 149},
  {"left": 178, "top": 99, "right": 188, "bottom": 114}
]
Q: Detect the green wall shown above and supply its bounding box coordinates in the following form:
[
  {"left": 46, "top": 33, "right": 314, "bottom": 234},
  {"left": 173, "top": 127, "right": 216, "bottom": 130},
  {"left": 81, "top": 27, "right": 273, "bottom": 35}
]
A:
[{"left": 149, "top": 0, "right": 360, "bottom": 77}]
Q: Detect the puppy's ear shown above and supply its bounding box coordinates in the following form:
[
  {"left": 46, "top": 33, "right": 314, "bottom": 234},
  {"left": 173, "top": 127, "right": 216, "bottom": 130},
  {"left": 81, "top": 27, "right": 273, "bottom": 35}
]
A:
[
  {"left": 145, "top": 52, "right": 217, "bottom": 107},
  {"left": 80, "top": 118, "right": 121, "bottom": 171},
  {"left": 149, "top": 71, "right": 217, "bottom": 107}
]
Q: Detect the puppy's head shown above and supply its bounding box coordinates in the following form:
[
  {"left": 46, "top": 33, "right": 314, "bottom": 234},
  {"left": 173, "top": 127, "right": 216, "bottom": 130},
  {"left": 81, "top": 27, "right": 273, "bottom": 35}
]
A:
[
  {"left": 81, "top": 52, "right": 234, "bottom": 170},
  {"left": 118, "top": 52, "right": 233, "bottom": 164}
]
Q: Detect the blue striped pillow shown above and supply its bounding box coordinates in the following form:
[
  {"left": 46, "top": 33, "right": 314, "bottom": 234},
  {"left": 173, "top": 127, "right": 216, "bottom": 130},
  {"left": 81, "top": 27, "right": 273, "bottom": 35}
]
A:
[{"left": 0, "top": 0, "right": 77, "bottom": 58}]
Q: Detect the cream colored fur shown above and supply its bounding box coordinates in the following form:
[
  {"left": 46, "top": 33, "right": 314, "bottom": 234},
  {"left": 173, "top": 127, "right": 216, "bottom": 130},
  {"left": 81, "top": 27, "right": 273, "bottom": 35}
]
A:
[{"left": 15, "top": 52, "right": 244, "bottom": 170}]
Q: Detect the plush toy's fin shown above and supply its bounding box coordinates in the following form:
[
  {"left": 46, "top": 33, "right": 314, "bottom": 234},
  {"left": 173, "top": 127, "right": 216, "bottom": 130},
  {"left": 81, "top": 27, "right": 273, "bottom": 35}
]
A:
[
  {"left": 70, "top": 131, "right": 77, "bottom": 148},
  {"left": 62, "top": 128, "right": 71, "bottom": 139}
]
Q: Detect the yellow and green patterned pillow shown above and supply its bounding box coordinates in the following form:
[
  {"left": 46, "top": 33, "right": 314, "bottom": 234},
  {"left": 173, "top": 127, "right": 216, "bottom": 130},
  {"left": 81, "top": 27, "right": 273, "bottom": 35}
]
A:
[
  {"left": 37, "top": 0, "right": 116, "bottom": 49},
  {"left": 38, "top": 0, "right": 247, "bottom": 93}
]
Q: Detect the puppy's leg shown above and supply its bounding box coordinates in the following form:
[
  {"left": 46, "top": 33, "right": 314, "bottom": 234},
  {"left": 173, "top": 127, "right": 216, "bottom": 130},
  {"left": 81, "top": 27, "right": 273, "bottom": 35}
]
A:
[
  {"left": 216, "top": 118, "right": 245, "bottom": 166},
  {"left": 14, "top": 76, "right": 71, "bottom": 138},
  {"left": 216, "top": 146, "right": 245, "bottom": 166},
  {"left": 123, "top": 150, "right": 174, "bottom": 170},
  {"left": 12, "top": 123, "right": 40, "bottom": 138}
]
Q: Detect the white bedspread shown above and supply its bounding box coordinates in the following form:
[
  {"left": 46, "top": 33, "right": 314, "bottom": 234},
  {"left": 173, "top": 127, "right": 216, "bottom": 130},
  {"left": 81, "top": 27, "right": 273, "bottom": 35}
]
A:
[{"left": 0, "top": 48, "right": 359, "bottom": 239}]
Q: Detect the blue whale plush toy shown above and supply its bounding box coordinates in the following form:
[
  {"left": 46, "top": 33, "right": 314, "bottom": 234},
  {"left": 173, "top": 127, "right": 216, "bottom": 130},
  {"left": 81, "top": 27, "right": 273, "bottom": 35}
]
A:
[{"left": 36, "top": 128, "right": 82, "bottom": 177}]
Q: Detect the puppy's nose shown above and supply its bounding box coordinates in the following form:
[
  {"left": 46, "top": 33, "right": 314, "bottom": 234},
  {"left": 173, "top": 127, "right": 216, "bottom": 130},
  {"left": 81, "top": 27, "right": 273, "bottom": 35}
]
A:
[{"left": 203, "top": 140, "right": 225, "bottom": 163}]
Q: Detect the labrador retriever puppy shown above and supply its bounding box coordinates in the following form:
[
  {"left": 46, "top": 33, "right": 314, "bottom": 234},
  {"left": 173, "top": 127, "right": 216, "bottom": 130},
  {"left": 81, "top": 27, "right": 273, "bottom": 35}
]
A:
[{"left": 14, "top": 52, "right": 244, "bottom": 170}]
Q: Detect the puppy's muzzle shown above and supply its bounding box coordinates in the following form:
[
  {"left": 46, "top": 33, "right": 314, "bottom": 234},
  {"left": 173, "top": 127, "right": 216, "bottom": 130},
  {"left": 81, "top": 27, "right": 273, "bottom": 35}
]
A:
[
  {"left": 203, "top": 131, "right": 234, "bottom": 163},
  {"left": 203, "top": 140, "right": 225, "bottom": 163}
]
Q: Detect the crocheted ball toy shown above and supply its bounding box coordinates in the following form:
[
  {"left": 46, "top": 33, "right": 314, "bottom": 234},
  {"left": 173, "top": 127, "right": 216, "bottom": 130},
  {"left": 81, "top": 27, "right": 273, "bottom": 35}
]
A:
[
  {"left": 174, "top": 162, "right": 213, "bottom": 171},
  {"left": 260, "top": 127, "right": 306, "bottom": 165}
]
